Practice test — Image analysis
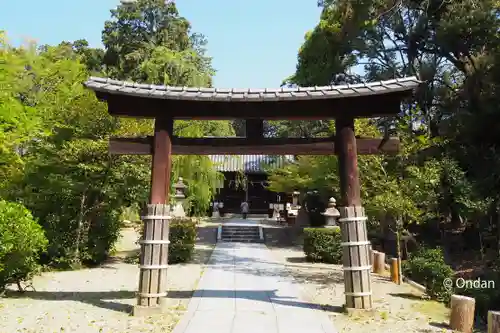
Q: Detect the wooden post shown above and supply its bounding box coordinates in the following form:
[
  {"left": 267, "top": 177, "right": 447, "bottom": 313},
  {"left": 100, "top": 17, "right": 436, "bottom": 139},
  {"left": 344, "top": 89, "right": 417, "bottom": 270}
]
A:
[
  {"left": 134, "top": 204, "right": 171, "bottom": 316},
  {"left": 336, "top": 117, "right": 372, "bottom": 310},
  {"left": 373, "top": 251, "right": 386, "bottom": 274},
  {"left": 245, "top": 119, "right": 264, "bottom": 140},
  {"left": 336, "top": 117, "right": 361, "bottom": 206},
  {"left": 371, "top": 249, "right": 377, "bottom": 272},
  {"left": 488, "top": 311, "right": 500, "bottom": 333},
  {"left": 134, "top": 117, "right": 173, "bottom": 316},
  {"left": 390, "top": 258, "right": 399, "bottom": 283},
  {"left": 339, "top": 207, "right": 372, "bottom": 309},
  {"left": 150, "top": 118, "right": 173, "bottom": 204},
  {"left": 368, "top": 244, "right": 373, "bottom": 267},
  {"left": 449, "top": 294, "right": 475, "bottom": 333}
]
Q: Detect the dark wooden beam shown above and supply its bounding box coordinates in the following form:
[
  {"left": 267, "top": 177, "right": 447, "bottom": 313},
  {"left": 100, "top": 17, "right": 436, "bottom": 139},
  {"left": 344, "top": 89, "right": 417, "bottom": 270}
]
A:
[
  {"left": 150, "top": 118, "right": 173, "bottom": 204},
  {"left": 100, "top": 92, "right": 407, "bottom": 119},
  {"left": 245, "top": 119, "right": 264, "bottom": 139},
  {"left": 335, "top": 117, "right": 361, "bottom": 206},
  {"left": 109, "top": 136, "right": 399, "bottom": 156}
]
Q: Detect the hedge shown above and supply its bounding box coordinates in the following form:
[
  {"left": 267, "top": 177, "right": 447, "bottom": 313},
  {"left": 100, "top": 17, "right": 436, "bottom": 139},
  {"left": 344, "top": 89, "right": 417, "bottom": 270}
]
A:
[
  {"left": 303, "top": 227, "right": 342, "bottom": 264},
  {"left": 168, "top": 218, "right": 197, "bottom": 264}
]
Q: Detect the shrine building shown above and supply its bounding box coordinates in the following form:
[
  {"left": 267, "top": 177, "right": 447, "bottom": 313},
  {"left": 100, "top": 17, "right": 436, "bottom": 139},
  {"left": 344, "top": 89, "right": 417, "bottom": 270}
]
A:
[{"left": 209, "top": 154, "right": 291, "bottom": 214}]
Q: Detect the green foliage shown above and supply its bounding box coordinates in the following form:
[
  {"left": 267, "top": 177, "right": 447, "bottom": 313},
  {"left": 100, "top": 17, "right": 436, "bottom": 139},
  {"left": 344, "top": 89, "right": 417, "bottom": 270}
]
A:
[
  {"left": 17, "top": 139, "right": 149, "bottom": 267},
  {"left": 0, "top": 0, "right": 232, "bottom": 270},
  {"left": 0, "top": 34, "right": 44, "bottom": 194},
  {"left": 99, "top": 0, "right": 232, "bottom": 216},
  {"left": 102, "top": 0, "right": 213, "bottom": 85},
  {"left": 173, "top": 120, "right": 234, "bottom": 216},
  {"left": 120, "top": 204, "right": 141, "bottom": 223},
  {"left": 0, "top": 200, "right": 48, "bottom": 292},
  {"left": 1, "top": 38, "right": 150, "bottom": 268},
  {"left": 402, "top": 247, "right": 454, "bottom": 302},
  {"left": 303, "top": 227, "right": 342, "bottom": 264},
  {"left": 168, "top": 218, "right": 197, "bottom": 264},
  {"left": 278, "top": 0, "right": 500, "bottom": 229}
]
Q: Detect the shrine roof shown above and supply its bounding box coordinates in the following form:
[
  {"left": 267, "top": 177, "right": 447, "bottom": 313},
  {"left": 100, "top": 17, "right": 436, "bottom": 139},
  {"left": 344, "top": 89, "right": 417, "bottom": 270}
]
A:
[
  {"left": 84, "top": 76, "right": 420, "bottom": 103},
  {"left": 209, "top": 155, "right": 294, "bottom": 173}
]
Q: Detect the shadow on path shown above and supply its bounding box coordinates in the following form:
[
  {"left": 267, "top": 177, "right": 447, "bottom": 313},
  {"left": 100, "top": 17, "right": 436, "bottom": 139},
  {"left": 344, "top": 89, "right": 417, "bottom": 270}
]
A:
[
  {"left": 388, "top": 292, "right": 425, "bottom": 300},
  {"left": 3, "top": 288, "right": 345, "bottom": 315},
  {"left": 167, "top": 289, "right": 345, "bottom": 314},
  {"left": 3, "top": 290, "right": 135, "bottom": 314}
]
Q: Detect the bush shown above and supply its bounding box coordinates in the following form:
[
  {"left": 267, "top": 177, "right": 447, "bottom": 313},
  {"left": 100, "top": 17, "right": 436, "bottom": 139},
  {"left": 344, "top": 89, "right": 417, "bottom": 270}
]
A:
[
  {"left": 303, "top": 227, "right": 342, "bottom": 264},
  {"left": 0, "top": 200, "right": 48, "bottom": 292},
  {"left": 402, "top": 247, "right": 454, "bottom": 302},
  {"left": 168, "top": 218, "right": 197, "bottom": 264}
]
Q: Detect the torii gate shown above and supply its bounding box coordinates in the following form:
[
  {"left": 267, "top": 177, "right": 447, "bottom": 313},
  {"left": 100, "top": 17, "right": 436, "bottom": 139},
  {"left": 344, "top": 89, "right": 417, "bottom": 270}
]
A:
[{"left": 84, "top": 76, "right": 419, "bottom": 316}]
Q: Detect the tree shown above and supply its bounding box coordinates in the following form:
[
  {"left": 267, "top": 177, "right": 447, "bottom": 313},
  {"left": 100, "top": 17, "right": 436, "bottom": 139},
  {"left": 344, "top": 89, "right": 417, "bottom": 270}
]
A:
[
  {"left": 0, "top": 33, "right": 44, "bottom": 194},
  {"left": 102, "top": 0, "right": 213, "bottom": 85},
  {"left": 0, "top": 42, "right": 151, "bottom": 266}
]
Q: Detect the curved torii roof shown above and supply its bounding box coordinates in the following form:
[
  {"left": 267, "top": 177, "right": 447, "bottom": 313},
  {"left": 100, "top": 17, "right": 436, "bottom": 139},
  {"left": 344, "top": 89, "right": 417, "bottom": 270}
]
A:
[{"left": 84, "top": 76, "right": 420, "bottom": 119}]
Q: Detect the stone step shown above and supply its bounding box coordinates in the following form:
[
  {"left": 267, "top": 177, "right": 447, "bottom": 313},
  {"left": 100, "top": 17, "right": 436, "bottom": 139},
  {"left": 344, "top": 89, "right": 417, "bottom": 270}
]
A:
[
  {"left": 222, "top": 231, "right": 258, "bottom": 234},
  {"left": 221, "top": 230, "right": 259, "bottom": 235},
  {"left": 222, "top": 228, "right": 259, "bottom": 233},
  {"left": 222, "top": 227, "right": 259, "bottom": 230},
  {"left": 219, "top": 225, "right": 262, "bottom": 243},
  {"left": 220, "top": 238, "right": 263, "bottom": 243},
  {"left": 221, "top": 234, "right": 260, "bottom": 239}
]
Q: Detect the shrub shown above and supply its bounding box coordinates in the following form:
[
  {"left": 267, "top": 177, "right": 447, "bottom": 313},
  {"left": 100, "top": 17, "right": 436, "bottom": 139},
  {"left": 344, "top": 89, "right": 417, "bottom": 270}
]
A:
[
  {"left": 303, "top": 227, "right": 342, "bottom": 264},
  {"left": 0, "top": 200, "right": 48, "bottom": 292},
  {"left": 402, "top": 247, "right": 454, "bottom": 302},
  {"left": 168, "top": 218, "right": 197, "bottom": 264}
]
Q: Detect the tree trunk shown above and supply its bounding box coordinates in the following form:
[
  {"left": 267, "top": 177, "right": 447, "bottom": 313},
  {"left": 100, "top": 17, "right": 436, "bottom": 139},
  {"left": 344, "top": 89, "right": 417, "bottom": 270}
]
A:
[
  {"left": 496, "top": 206, "right": 500, "bottom": 259},
  {"left": 74, "top": 191, "right": 87, "bottom": 262},
  {"left": 479, "top": 227, "right": 485, "bottom": 262},
  {"left": 396, "top": 219, "right": 403, "bottom": 285}
]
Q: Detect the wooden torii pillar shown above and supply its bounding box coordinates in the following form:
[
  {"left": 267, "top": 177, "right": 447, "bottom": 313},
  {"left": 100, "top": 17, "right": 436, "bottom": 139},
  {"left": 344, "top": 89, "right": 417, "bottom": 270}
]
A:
[
  {"left": 134, "top": 117, "right": 173, "bottom": 316},
  {"left": 150, "top": 117, "right": 173, "bottom": 204},
  {"left": 336, "top": 117, "right": 372, "bottom": 310}
]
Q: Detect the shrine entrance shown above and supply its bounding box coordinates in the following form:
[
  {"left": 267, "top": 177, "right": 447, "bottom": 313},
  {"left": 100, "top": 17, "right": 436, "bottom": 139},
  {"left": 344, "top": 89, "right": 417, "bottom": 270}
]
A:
[{"left": 84, "top": 76, "right": 419, "bottom": 316}]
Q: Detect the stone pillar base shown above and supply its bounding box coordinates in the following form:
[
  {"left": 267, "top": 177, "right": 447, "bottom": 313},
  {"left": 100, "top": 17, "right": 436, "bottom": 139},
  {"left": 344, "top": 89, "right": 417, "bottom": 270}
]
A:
[
  {"left": 344, "top": 307, "right": 376, "bottom": 317},
  {"left": 133, "top": 303, "right": 168, "bottom": 317}
]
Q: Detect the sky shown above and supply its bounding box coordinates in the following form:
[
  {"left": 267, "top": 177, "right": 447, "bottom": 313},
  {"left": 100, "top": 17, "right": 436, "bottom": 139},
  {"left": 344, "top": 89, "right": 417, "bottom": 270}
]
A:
[{"left": 1, "top": 0, "right": 322, "bottom": 88}]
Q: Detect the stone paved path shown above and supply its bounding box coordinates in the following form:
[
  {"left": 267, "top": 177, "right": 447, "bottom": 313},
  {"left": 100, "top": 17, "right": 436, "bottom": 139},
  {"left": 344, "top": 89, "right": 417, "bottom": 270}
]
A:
[{"left": 172, "top": 242, "right": 338, "bottom": 333}]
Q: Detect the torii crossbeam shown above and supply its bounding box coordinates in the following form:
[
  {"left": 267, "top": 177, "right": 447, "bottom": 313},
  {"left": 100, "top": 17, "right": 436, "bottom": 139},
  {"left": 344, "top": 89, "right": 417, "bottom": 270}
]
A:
[
  {"left": 84, "top": 76, "right": 420, "bottom": 316},
  {"left": 108, "top": 136, "right": 400, "bottom": 155}
]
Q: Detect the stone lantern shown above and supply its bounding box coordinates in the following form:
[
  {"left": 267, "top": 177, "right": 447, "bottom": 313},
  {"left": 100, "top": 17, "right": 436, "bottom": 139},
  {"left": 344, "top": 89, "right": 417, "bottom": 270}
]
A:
[
  {"left": 292, "top": 191, "right": 300, "bottom": 206},
  {"left": 322, "top": 197, "right": 340, "bottom": 227},
  {"left": 171, "top": 177, "right": 187, "bottom": 217}
]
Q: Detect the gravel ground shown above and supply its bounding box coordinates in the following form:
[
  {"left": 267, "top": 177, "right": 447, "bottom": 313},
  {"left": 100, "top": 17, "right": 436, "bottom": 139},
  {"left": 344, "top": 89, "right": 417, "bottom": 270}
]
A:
[
  {"left": 0, "top": 225, "right": 216, "bottom": 333},
  {"left": 268, "top": 246, "right": 456, "bottom": 333}
]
